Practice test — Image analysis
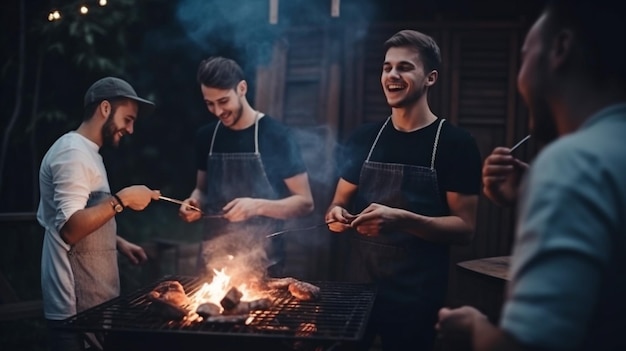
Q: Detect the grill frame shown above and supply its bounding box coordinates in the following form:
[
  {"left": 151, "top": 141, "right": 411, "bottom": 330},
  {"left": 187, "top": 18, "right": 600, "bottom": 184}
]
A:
[{"left": 57, "top": 275, "right": 377, "bottom": 350}]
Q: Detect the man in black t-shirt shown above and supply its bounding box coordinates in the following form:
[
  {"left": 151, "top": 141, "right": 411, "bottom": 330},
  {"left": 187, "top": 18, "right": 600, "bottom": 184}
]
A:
[
  {"left": 325, "top": 30, "right": 482, "bottom": 351},
  {"left": 179, "top": 57, "right": 314, "bottom": 281}
]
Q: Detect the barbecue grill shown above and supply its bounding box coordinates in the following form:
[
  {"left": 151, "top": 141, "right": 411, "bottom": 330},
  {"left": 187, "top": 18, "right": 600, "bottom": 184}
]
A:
[{"left": 57, "top": 275, "right": 377, "bottom": 351}]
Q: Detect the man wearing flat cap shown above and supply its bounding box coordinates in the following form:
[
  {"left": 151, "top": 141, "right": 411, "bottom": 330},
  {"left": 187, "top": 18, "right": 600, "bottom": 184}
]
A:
[{"left": 37, "top": 77, "right": 160, "bottom": 350}]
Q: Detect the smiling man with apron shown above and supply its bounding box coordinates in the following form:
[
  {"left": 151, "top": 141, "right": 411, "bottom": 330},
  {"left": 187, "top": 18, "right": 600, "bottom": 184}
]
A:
[
  {"left": 180, "top": 56, "right": 314, "bottom": 285},
  {"left": 352, "top": 117, "right": 450, "bottom": 350},
  {"left": 199, "top": 114, "right": 283, "bottom": 281},
  {"left": 325, "top": 29, "right": 482, "bottom": 351},
  {"left": 37, "top": 76, "right": 159, "bottom": 351}
]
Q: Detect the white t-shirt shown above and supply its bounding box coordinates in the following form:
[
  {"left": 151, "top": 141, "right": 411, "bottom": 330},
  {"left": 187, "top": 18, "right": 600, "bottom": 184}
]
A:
[{"left": 37, "top": 131, "right": 111, "bottom": 320}]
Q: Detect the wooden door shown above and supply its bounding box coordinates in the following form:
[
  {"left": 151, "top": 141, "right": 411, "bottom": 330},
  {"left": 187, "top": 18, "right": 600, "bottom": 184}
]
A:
[{"left": 254, "top": 25, "right": 343, "bottom": 281}]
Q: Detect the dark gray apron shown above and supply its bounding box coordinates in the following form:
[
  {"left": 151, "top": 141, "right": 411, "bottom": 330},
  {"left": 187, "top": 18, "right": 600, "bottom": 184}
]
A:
[
  {"left": 349, "top": 117, "right": 449, "bottom": 350},
  {"left": 67, "top": 190, "right": 119, "bottom": 349},
  {"left": 199, "top": 114, "right": 283, "bottom": 281},
  {"left": 68, "top": 191, "right": 120, "bottom": 312}
]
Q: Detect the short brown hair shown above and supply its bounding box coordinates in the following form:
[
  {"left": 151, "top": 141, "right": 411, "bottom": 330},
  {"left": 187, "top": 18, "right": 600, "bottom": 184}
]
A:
[
  {"left": 384, "top": 30, "right": 441, "bottom": 73},
  {"left": 196, "top": 56, "right": 245, "bottom": 90}
]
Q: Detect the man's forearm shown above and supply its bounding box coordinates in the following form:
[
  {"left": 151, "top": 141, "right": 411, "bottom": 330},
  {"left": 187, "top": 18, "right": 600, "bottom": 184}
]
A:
[
  {"left": 255, "top": 195, "right": 314, "bottom": 219},
  {"left": 399, "top": 211, "right": 474, "bottom": 245},
  {"left": 60, "top": 196, "right": 118, "bottom": 245}
]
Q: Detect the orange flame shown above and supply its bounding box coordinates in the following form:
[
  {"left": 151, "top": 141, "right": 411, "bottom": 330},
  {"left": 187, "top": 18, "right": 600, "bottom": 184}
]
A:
[{"left": 189, "top": 267, "right": 267, "bottom": 314}]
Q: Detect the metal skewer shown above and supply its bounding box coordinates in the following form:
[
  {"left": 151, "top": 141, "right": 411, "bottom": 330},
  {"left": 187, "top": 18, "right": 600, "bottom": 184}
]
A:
[
  {"left": 158, "top": 195, "right": 203, "bottom": 213},
  {"left": 266, "top": 220, "right": 338, "bottom": 238},
  {"left": 510, "top": 134, "right": 531, "bottom": 152}
]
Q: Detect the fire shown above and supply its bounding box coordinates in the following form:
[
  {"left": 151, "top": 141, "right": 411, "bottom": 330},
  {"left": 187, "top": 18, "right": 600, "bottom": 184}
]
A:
[{"left": 189, "top": 267, "right": 268, "bottom": 313}]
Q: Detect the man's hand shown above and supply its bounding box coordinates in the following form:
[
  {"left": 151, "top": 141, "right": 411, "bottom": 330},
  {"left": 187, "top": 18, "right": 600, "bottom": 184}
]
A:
[
  {"left": 482, "top": 147, "right": 529, "bottom": 207},
  {"left": 351, "top": 203, "right": 401, "bottom": 237},
  {"left": 325, "top": 205, "right": 358, "bottom": 233},
  {"left": 436, "top": 306, "right": 488, "bottom": 348},
  {"left": 222, "top": 197, "right": 259, "bottom": 222},
  {"left": 116, "top": 237, "right": 148, "bottom": 265},
  {"left": 116, "top": 185, "right": 160, "bottom": 211},
  {"left": 179, "top": 198, "right": 203, "bottom": 223}
]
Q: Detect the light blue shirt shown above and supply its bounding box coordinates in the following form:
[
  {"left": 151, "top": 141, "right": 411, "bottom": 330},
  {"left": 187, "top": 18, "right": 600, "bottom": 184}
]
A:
[{"left": 501, "top": 103, "right": 626, "bottom": 350}]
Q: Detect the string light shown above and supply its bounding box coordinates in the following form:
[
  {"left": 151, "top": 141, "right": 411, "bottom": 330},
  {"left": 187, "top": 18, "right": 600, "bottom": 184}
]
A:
[
  {"left": 48, "top": 10, "right": 61, "bottom": 22},
  {"left": 46, "top": 1, "right": 109, "bottom": 21}
]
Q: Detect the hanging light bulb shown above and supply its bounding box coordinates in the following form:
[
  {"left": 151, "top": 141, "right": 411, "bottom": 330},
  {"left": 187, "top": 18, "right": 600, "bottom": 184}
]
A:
[
  {"left": 269, "top": 0, "right": 278, "bottom": 24},
  {"left": 99, "top": 0, "right": 107, "bottom": 6},
  {"left": 80, "top": 5, "right": 88, "bottom": 14},
  {"left": 331, "top": 0, "right": 340, "bottom": 17}
]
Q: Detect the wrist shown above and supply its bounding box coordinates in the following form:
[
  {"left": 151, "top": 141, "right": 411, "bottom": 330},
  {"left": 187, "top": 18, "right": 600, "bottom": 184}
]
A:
[
  {"left": 110, "top": 193, "right": 125, "bottom": 214},
  {"left": 327, "top": 203, "right": 343, "bottom": 213}
]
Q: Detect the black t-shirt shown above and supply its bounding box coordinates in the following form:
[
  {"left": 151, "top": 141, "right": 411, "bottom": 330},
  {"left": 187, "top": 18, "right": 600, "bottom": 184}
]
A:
[
  {"left": 340, "top": 118, "right": 482, "bottom": 199},
  {"left": 194, "top": 115, "right": 307, "bottom": 198}
]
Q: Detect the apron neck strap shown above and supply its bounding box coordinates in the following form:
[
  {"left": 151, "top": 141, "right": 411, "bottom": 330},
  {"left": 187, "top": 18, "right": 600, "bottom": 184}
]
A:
[
  {"left": 366, "top": 117, "right": 391, "bottom": 162},
  {"left": 430, "top": 119, "right": 445, "bottom": 169},
  {"left": 365, "top": 117, "right": 446, "bottom": 170},
  {"left": 209, "top": 111, "right": 262, "bottom": 155}
]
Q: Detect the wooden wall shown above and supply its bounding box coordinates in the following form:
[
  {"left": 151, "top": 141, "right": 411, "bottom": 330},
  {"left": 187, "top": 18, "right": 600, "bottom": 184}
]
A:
[{"left": 254, "top": 18, "right": 539, "bottom": 311}]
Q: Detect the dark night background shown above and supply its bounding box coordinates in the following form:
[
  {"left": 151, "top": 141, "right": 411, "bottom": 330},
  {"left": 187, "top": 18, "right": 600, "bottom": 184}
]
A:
[
  {"left": 1, "top": 0, "right": 546, "bottom": 213},
  {"left": 0, "top": 0, "right": 546, "bottom": 349}
]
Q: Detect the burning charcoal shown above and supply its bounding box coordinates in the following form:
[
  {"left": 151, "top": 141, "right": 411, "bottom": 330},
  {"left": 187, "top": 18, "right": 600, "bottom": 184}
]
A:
[
  {"left": 249, "top": 298, "right": 272, "bottom": 310},
  {"left": 147, "top": 298, "right": 189, "bottom": 320},
  {"left": 222, "top": 298, "right": 272, "bottom": 316},
  {"left": 288, "top": 281, "right": 321, "bottom": 301},
  {"left": 220, "top": 287, "right": 243, "bottom": 311},
  {"left": 196, "top": 302, "right": 221, "bottom": 318}
]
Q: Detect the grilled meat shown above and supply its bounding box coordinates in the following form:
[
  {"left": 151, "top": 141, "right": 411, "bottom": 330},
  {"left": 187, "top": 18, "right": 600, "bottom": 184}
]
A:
[
  {"left": 266, "top": 277, "right": 298, "bottom": 289},
  {"left": 147, "top": 280, "right": 189, "bottom": 320},
  {"left": 288, "top": 281, "right": 321, "bottom": 301}
]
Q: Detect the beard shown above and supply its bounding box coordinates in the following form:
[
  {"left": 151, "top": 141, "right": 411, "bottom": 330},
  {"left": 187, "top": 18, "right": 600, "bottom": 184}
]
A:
[
  {"left": 527, "top": 96, "right": 559, "bottom": 145},
  {"left": 222, "top": 99, "right": 244, "bottom": 127},
  {"left": 101, "top": 112, "right": 121, "bottom": 147},
  {"left": 232, "top": 102, "right": 244, "bottom": 126}
]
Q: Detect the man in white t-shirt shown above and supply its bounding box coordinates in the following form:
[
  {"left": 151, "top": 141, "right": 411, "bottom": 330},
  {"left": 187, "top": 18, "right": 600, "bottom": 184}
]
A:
[{"left": 37, "top": 77, "right": 161, "bottom": 350}]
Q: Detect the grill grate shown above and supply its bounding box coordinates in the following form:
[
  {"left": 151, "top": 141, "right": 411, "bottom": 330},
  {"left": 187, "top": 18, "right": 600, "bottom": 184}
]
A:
[{"left": 58, "top": 275, "right": 376, "bottom": 345}]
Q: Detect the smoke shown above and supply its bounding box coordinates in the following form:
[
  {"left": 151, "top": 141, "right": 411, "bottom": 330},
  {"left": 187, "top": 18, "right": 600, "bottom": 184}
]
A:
[
  {"left": 175, "top": 0, "right": 378, "bottom": 71},
  {"left": 175, "top": 0, "right": 380, "bottom": 279},
  {"left": 201, "top": 228, "right": 271, "bottom": 284},
  {"left": 175, "top": 0, "right": 277, "bottom": 68}
]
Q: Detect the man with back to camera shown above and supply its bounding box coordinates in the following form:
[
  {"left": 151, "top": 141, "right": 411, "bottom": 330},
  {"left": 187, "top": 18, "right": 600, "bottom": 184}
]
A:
[
  {"left": 37, "top": 77, "right": 161, "bottom": 350},
  {"left": 436, "top": 1, "right": 626, "bottom": 350},
  {"left": 325, "top": 29, "right": 482, "bottom": 351},
  {"left": 179, "top": 56, "right": 314, "bottom": 283}
]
